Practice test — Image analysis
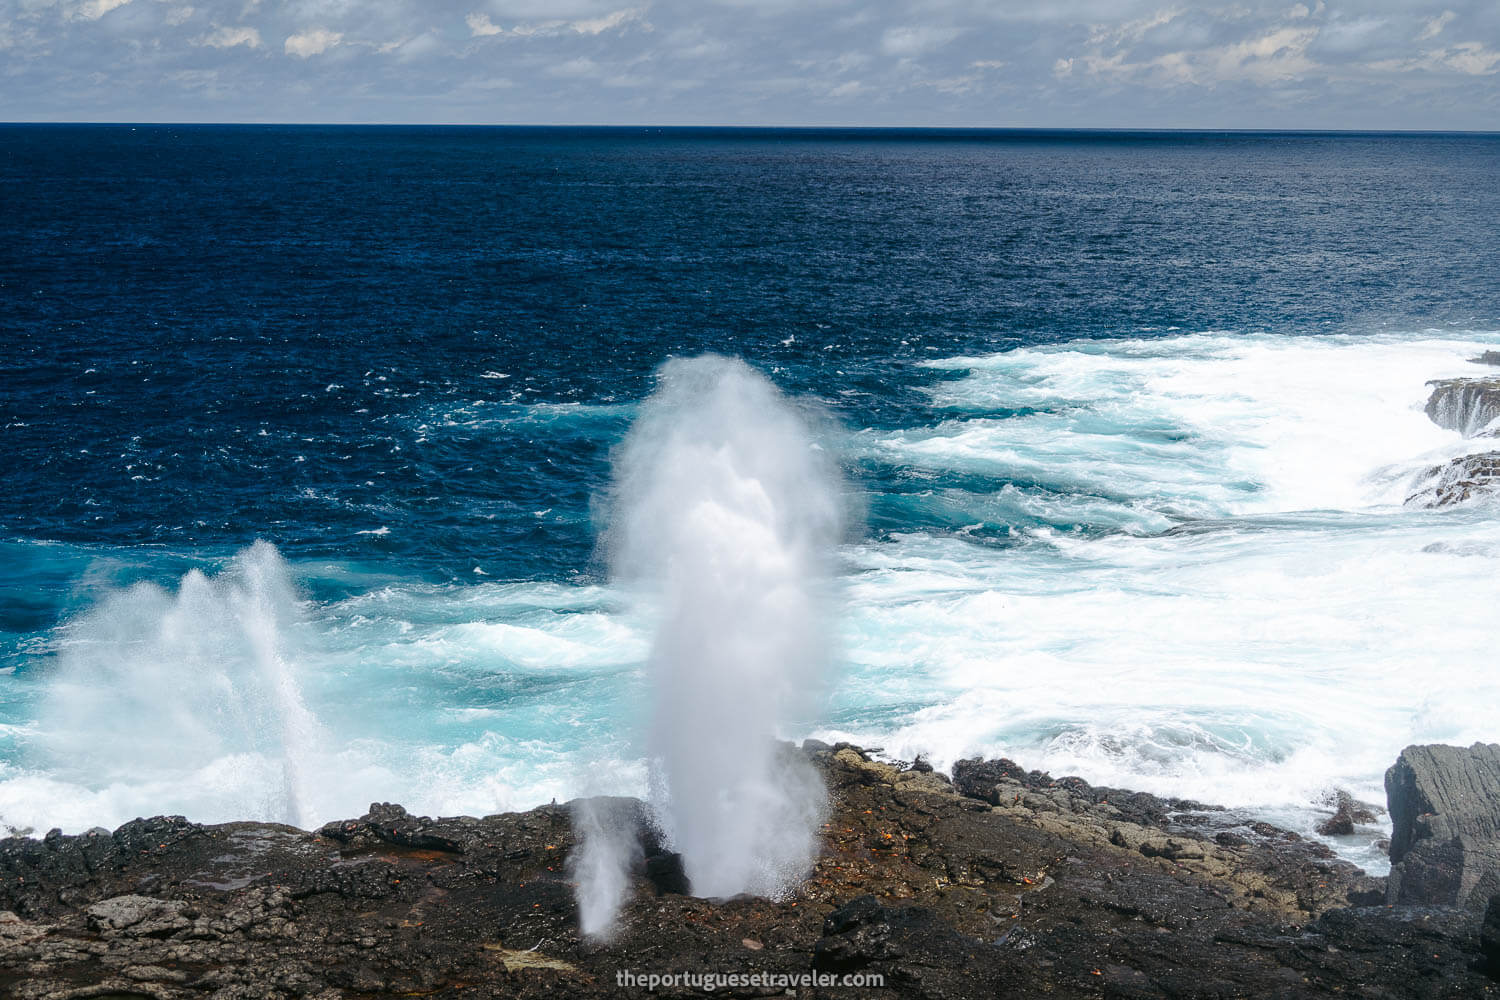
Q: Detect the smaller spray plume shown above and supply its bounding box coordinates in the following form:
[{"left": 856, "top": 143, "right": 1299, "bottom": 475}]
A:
[
  {"left": 569, "top": 797, "right": 644, "bottom": 939},
  {"left": 37, "top": 541, "right": 321, "bottom": 828},
  {"left": 573, "top": 354, "right": 842, "bottom": 935}
]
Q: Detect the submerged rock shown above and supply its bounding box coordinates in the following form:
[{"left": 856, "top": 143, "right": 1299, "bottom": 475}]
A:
[
  {"left": 1425, "top": 377, "right": 1500, "bottom": 436},
  {"left": 1470, "top": 351, "right": 1500, "bottom": 366},
  {"left": 1386, "top": 742, "right": 1500, "bottom": 911},
  {"left": 1406, "top": 451, "right": 1500, "bottom": 508},
  {"left": 1317, "top": 789, "right": 1381, "bottom": 836}
]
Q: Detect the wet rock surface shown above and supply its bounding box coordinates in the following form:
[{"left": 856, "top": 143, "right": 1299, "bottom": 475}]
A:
[
  {"left": 1425, "top": 378, "right": 1500, "bottom": 437},
  {"left": 1387, "top": 742, "right": 1500, "bottom": 912},
  {"left": 1316, "top": 790, "right": 1381, "bottom": 837},
  {"left": 0, "top": 745, "right": 1494, "bottom": 998},
  {"left": 1407, "top": 451, "right": 1500, "bottom": 508}
]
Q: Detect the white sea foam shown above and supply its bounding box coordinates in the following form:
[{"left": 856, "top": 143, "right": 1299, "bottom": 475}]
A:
[
  {"left": 5, "top": 332, "right": 1498, "bottom": 878},
  {"left": 925, "top": 333, "right": 1491, "bottom": 509},
  {"left": 824, "top": 330, "right": 1500, "bottom": 869}
]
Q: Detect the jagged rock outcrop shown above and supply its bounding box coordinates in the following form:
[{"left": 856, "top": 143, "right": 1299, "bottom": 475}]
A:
[
  {"left": 1425, "top": 378, "right": 1500, "bottom": 436},
  {"left": 1406, "top": 451, "right": 1500, "bottom": 508},
  {"left": 1386, "top": 742, "right": 1500, "bottom": 911},
  {"left": 1470, "top": 351, "right": 1500, "bottom": 367},
  {"left": 0, "top": 746, "right": 1494, "bottom": 998}
]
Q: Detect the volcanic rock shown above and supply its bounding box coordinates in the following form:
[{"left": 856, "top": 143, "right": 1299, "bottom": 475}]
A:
[
  {"left": 1406, "top": 451, "right": 1500, "bottom": 508},
  {"left": 1386, "top": 742, "right": 1500, "bottom": 911},
  {"left": 1485, "top": 894, "right": 1500, "bottom": 976},
  {"left": 1425, "top": 378, "right": 1500, "bottom": 436},
  {"left": 1316, "top": 789, "right": 1380, "bottom": 836},
  {"left": 0, "top": 746, "right": 1491, "bottom": 998}
]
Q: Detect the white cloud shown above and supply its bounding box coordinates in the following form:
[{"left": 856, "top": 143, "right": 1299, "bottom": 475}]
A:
[
  {"left": 1086, "top": 8, "right": 1181, "bottom": 48},
  {"left": 467, "top": 7, "right": 643, "bottom": 40},
  {"left": 1223, "top": 25, "right": 1319, "bottom": 74},
  {"left": 571, "top": 8, "right": 640, "bottom": 36},
  {"left": 199, "top": 25, "right": 260, "bottom": 49},
  {"left": 71, "top": 0, "right": 132, "bottom": 21},
  {"left": 5, "top": 0, "right": 1499, "bottom": 128},
  {"left": 1069, "top": 18, "right": 1322, "bottom": 88},
  {"left": 1370, "top": 40, "right": 1500, "bottom": 77},
  {"left": 1444, "top": 40, "right": 1500, "bottom": 75},
  {"left": 284, "top": 28, "right": 341, "bottom": 58},
  {"left": 466, "top": 12, "right": 503, "bottom": 37},
  {"left": 881, "top": 25, "right": 960, "bottom": 58},
  {"left": 1418, "top": 11, "right": 1456, "bottom": 41}
]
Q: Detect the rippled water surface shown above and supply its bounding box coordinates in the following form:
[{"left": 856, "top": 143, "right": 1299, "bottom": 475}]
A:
[{"left": 4, "top": 126, "right": 1499, "bottom": 872}]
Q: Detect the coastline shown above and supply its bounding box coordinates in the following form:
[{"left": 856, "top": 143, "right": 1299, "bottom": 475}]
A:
[{"left": 3, "top": 742, "right": 1495, "bottom": 998}]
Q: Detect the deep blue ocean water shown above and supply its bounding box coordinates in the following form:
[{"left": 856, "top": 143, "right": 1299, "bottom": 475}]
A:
[{"left": 3, "top": 127, "right": 1499, "bottom": 866}]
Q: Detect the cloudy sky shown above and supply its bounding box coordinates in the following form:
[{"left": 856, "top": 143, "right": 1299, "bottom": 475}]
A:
[{"left": 2, "top": 1, "right": 1497, "bottom": 127}]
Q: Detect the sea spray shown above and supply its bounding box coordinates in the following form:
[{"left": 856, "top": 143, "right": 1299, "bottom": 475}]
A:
[
  {"left": 35, "top": 541, "right": 321, "bottom": 827},
  {"left": 568, "top": 796, "right": 645, "bottom": 939},
  {"left": 573, "top": 355, "right": 843, "bottom": 932}
]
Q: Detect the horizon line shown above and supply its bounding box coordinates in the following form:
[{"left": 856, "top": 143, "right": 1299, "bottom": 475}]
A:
[{"left": 4, "top": 121, "right": 1499, "bottom": 136}]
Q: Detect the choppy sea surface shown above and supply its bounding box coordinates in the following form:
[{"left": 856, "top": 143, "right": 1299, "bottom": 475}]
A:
[{"left": 4, "top": 126, "right": 1499, "bottom": 873}]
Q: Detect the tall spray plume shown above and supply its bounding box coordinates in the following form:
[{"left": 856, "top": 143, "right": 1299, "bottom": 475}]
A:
[
  {"left": 574, "top": 355, "right": 843, "bottom": 935},
  {"left": 37, "top": 541, "right": 322, "bottom": 828}
]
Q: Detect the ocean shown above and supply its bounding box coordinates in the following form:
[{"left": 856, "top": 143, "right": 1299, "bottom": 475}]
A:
[{"left": 3, "top": 126, "right": 1499, "bottom": 873}]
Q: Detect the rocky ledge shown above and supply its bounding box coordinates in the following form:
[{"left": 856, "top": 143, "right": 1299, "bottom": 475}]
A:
[
  {"left": 1407, "top": 373, "right": 1500, "bottom": 507},
  {"left": 2, "top": 743, "right": 1498, "bottom": 999},
  {"left": 1405, "top": 451, "right": 1500, "bottom": 508},
  {"left": 1425, "top": 378, "right": 1500, "bottom": 438}
]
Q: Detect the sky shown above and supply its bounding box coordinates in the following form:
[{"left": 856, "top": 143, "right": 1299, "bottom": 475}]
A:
[{"left": 1, "top": 1, "right": 1497, "bottom": 128}]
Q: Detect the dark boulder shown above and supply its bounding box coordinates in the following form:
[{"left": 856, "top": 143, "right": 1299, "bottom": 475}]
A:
[
  {"left": 1406, "top": 451, "right": 1500, "bottom": 508},
  {"left": 318, "top": 802, "right": 477, "bottom": 854},
  {"left": 950, "top": 757, "right": 1030, "bottom": 803},
  {"left": 1470, "top": 351, "right": 1500, "bottom": 367},
  {"left": 814, "top": 894, "right": 902, "bottom": 970},
  {"left": 812, "top": 893, "right": 991, "bottom": 984},
  {"left": 644, "top": 850, "right": 689, "bottom": 895},
  {"left": 1425, "top": 378, "right": 1500, "bottom": 436},
  {"left": 1316, "top": 789, "right": 1379, "bottom": 836},
  {"left": 1386, "top": 743, "right": 1500, "bottom": 911}
]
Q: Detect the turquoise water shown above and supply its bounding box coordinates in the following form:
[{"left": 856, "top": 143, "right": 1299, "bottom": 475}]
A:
[{"left": 4, "top": 127, "right": 1500, "bottom": 874}]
